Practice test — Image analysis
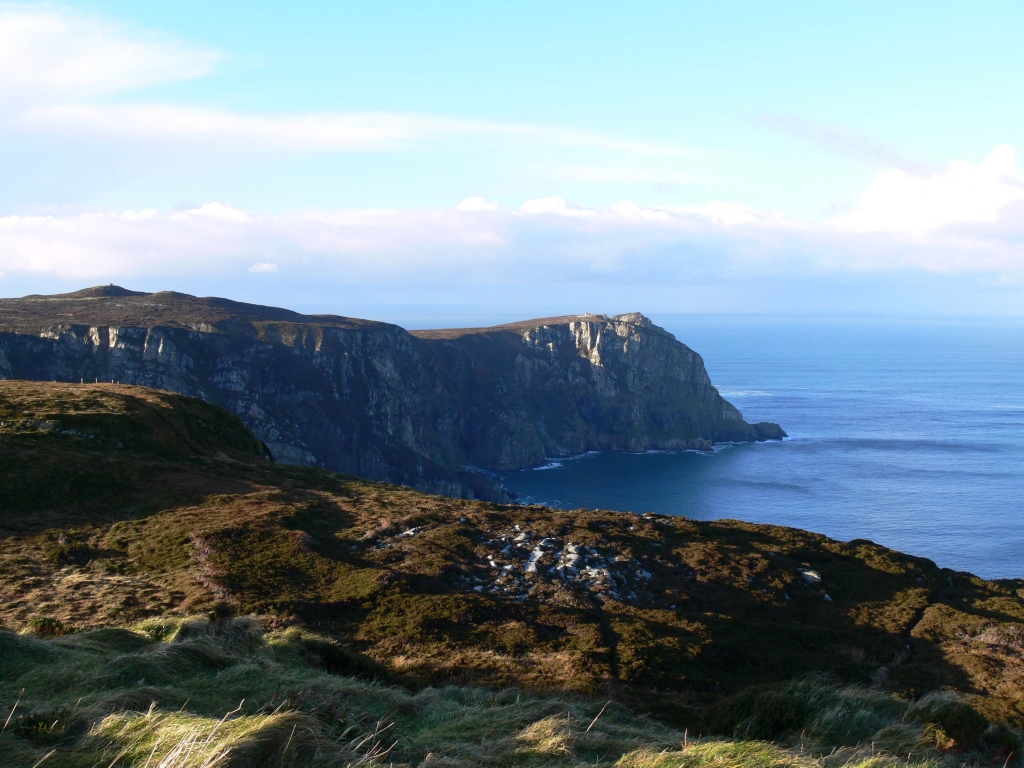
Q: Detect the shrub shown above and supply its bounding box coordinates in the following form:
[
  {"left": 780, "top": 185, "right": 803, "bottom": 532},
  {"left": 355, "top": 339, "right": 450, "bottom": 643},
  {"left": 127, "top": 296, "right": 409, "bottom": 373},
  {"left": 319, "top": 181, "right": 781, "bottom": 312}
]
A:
[
  {"left": 43, "top": 541, "right": 92, "bottom": 567},
  {"left": 702, "top": 687, "right": 811, "bottom": 740},
  {"left": 909, "top": 692, "right": 989, "bottom": 750},
  {"left": 298, "top": 636, "right": 388, "bottom": 680},
  {"left": 26, "top": 617, "right": 73, "bottom": 637}
]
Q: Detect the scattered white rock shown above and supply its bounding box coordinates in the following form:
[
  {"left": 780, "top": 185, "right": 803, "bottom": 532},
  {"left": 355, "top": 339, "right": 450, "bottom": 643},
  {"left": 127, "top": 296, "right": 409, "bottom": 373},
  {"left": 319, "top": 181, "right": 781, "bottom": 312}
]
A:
[
  {"left": 400, "top": 527, "right": 423, "bottom": 537},
  {"left": 799, "top": 569, "right": 822, "bottom": 584},
  {"left": 525, "top": 547, "right": 545, "bottom": 573}
]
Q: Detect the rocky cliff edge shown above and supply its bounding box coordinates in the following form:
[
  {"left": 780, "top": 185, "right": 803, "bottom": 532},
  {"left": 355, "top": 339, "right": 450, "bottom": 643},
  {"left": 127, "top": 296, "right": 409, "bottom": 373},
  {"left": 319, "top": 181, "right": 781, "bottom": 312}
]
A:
[{"left": 0, "top": 288, "right": 784, "bottom": 499}]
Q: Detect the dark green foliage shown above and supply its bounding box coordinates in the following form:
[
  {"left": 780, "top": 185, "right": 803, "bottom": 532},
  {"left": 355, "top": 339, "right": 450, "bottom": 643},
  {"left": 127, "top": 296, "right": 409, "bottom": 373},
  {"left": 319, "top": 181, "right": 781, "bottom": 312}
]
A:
[
  {"left": 702, "top": 686, "right": 812, "bottom": 740},
  {"left": 41, "top": 533, "right": 94, "bottom": 566},
  {"left": 297, "top": 636, "right": 389, "bottom": 680},
  {"left": 26, "top": 617, "right": 74, "bottom": 637},
  {"left": 910, "top": 693, "right": 989, "bottom": 749}
]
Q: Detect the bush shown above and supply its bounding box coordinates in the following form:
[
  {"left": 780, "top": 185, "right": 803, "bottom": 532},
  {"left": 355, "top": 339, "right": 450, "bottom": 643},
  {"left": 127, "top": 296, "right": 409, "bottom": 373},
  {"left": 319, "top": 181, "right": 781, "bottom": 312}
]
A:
[
  {"left": 909, "top": 692, "right": 989, "bottom": 750},
  {"left": 26, "top": 617, "right": 73, "bottom": 637},
  {"left": 43, "top": 541, "right": 92, "bottom": 567},
  {"left": 298, "top": 636, "right": 388, "bottom": 680},
  {"left": 702, "top": 687, "right": 811, "bottom": 740}
]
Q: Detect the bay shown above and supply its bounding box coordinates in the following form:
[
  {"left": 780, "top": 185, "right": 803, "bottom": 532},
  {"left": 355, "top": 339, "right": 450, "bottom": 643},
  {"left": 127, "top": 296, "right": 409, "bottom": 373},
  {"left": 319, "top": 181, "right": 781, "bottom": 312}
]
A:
[{"left": 497, "top": 316, "right": 1024, "bottom": 579}]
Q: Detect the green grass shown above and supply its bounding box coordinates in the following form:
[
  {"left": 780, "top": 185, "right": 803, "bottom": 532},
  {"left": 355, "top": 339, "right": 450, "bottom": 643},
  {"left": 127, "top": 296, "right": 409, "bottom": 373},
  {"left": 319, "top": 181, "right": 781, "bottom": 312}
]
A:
[{"left": 0, "top": 618, "right": 1008, "bottom": 767}]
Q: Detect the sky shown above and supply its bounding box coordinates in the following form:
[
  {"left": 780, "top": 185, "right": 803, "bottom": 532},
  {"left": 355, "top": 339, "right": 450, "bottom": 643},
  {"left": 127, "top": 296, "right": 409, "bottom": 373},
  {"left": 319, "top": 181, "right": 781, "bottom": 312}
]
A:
[{"left": 1, "top": 1, "right": 1023, "bottom": 322}]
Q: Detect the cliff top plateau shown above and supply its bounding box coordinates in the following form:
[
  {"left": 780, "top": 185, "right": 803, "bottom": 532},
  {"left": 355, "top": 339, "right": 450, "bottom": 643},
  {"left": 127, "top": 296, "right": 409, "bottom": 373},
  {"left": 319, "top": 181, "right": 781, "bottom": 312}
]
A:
[
  {"left": 0, "top": 284, "right": 385, "bottom": 334},
  {"left": 0, "top": 381, "right": 1021, "bottom": 767},
  {"left": 3, "top": 286, "right": 673, "bottom": 344},
  {"left": 0, "top": 287, "right": 785, "bottom": 501}
]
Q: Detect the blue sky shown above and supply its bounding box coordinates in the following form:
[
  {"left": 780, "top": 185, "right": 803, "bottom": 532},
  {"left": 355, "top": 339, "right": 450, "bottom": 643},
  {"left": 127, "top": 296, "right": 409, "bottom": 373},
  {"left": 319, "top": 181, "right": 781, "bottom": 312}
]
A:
[{"left": 1, "top": 1, "right": 1023, "bottom": 320}]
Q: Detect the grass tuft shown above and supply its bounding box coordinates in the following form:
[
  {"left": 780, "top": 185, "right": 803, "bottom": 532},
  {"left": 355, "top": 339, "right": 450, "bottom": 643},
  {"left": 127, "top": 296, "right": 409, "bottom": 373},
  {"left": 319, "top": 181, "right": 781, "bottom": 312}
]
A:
[{"left": 2, "top": 618, "right": 1012, "bottom": 767}]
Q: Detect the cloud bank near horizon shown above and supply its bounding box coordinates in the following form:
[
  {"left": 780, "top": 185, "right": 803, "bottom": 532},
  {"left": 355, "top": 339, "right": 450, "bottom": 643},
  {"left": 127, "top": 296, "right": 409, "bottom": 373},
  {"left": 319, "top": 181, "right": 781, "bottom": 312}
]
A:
[{"left": 1, "top": 143, "right": 1022, "bottom": 311}]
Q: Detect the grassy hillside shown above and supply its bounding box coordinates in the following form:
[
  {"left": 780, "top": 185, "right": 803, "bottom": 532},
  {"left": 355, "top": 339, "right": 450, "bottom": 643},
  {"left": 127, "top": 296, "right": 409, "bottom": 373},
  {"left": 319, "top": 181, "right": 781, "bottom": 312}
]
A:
[
  {"left": 3, "top": 616, "right": 1015, "bottom": 768},
  {"left": 1, "top": 381, "right": 1022, "bottom": 765}
]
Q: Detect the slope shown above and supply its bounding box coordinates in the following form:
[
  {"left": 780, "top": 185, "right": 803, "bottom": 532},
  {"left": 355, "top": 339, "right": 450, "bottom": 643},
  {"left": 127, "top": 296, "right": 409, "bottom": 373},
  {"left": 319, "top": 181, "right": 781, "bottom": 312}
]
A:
[{"left": 1, "top": 382, "right": 1021, "bottom": 732}]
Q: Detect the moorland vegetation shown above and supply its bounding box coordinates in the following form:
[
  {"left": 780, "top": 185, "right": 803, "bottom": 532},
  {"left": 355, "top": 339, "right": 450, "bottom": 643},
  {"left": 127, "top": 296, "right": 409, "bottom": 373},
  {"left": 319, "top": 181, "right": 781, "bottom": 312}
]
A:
[{"left": 1, "top": 381, "right": 1022, "bottom": 766}]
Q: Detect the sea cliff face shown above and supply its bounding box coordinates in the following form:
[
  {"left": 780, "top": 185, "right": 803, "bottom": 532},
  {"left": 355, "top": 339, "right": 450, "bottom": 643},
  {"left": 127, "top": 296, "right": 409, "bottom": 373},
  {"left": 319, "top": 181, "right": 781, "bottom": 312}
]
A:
[{"left": 0, "top": 287, "right": 784, "bottom": 498}]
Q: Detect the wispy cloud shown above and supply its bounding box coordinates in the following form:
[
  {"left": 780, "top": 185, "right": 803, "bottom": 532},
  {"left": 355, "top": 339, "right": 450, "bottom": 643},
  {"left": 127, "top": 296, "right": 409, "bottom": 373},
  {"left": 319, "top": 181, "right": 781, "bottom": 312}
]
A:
[
  {"left": 0, "top": 5, "right": 695, "bottom": 156},
  {"left": 18, "top": 103, "right": 697, "bottom": 154},
  {"left": 757, "top": 113, "right": 928, "bottom": 172},
  {"left": 0, "top": 4, "right": 219, "bottom": 101}
]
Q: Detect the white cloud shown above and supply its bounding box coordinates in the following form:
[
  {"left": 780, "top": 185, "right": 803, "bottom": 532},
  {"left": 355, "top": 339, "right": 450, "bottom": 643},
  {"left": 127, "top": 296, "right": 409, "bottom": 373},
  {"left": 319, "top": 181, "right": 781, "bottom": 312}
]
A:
[
  {"left": 0, "top": 166, "right": 1021, "bottom": 289},
  {"left": 0, "top": 4, "right": 218, "bottom": 101},
  {"left": 454, "top": 197, "right": 501, "bottom": 212},
  {"left": 0, "top": 147, "right": 1022, "bottom": 309},
  {"left": 836, "top": 145, "right": 1024, "bottom": 235},
  {"left": 0, "top": 5, "right": 691, "bottom": 154},
  {"left": 671, "top": 202, "right": 784, "bottom": 227},
  {"left": 171, "top": 202, "right": 251, "bottom": 222},
  {"left": 520, "top": 197, "right": 598, "bottom": 217},
  {"left": 0, "top": 6, "right": 697, "bottom": 158},
  {"left": 20, "top": 102, "right": 697, "bottom": 155},
  {"left": 21, "top": 104, "right": 470, "bottom": 151}
]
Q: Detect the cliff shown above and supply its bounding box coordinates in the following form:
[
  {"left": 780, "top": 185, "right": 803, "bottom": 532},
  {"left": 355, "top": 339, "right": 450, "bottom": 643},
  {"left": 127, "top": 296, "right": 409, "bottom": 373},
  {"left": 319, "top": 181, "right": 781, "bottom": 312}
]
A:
[{"left": 0, "top": 286, "right": 784, "bottom": 499}]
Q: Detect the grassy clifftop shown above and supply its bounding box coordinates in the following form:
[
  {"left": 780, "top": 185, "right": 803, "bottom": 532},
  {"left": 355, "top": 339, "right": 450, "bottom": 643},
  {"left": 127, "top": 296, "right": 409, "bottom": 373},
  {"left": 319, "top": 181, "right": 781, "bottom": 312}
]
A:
[
  {"left": 1, "top": 381, "right": 1022, "bottom": 765},
  {"left": 0, "top": 382, "right": 270, "bottom": 533}
]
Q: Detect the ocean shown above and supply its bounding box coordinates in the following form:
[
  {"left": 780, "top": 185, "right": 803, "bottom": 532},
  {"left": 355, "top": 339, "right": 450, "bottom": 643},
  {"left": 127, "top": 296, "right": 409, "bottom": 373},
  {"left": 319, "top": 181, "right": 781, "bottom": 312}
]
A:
[{"left": 496, "top": 316, "right": 1024, "bottom": 580}]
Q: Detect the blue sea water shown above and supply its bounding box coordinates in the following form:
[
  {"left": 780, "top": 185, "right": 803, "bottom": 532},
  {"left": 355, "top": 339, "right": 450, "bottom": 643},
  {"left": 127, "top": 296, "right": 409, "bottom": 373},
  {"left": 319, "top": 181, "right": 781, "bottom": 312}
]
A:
[{"left": 497, "top": 316, "right": 1024, "bottom": 580}]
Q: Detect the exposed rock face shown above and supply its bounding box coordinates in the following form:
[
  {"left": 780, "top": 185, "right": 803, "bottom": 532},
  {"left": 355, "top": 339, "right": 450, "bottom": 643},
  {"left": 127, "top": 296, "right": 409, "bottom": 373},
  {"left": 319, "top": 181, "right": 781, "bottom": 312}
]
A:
[{"left": 0, "top": 287, "right": 784, "bottom": 499}]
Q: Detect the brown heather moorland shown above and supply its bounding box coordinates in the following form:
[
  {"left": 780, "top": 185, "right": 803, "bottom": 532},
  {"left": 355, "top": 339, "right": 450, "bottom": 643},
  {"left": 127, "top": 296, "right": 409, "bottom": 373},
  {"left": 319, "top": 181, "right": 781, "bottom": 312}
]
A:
[{"left": 1, "top": 381, "right": 1023, "bottom": 766}]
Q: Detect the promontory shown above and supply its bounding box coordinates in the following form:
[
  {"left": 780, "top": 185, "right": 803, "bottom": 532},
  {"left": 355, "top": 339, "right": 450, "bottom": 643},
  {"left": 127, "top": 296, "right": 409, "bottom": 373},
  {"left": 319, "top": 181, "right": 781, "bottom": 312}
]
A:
[{"left": 0, "top": 285, "right": 784, "bottom": 499}]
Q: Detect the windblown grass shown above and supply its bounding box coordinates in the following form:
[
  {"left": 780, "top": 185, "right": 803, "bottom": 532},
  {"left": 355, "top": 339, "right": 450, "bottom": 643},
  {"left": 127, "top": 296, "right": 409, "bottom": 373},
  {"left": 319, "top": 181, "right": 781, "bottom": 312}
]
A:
[{"left": 0, "top": 618, "right": 1016, "bottom": 767}]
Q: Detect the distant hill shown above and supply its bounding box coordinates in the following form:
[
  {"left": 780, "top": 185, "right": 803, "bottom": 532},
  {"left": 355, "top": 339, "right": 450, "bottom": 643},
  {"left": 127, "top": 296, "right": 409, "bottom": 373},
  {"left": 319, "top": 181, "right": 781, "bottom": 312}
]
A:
[
  {"left": 1, "top": 381, "right": 1021, "bottom": 736},
  {"left": 0, "top": 286, "right": 784, "bottom": 499}
]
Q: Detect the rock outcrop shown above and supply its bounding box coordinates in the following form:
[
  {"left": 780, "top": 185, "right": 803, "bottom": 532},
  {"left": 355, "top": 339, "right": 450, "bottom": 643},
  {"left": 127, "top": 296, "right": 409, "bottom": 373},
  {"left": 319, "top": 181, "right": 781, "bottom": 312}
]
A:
[{"left": 0, "top": 286, "right": 784, "bottom": 499}]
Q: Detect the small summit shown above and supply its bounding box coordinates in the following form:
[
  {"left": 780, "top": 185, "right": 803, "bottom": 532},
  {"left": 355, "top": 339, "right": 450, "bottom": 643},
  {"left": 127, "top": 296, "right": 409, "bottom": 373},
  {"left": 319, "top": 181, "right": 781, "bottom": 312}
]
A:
[{"left": 45, "top": 285, "right": 149, "bottom": 299}]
